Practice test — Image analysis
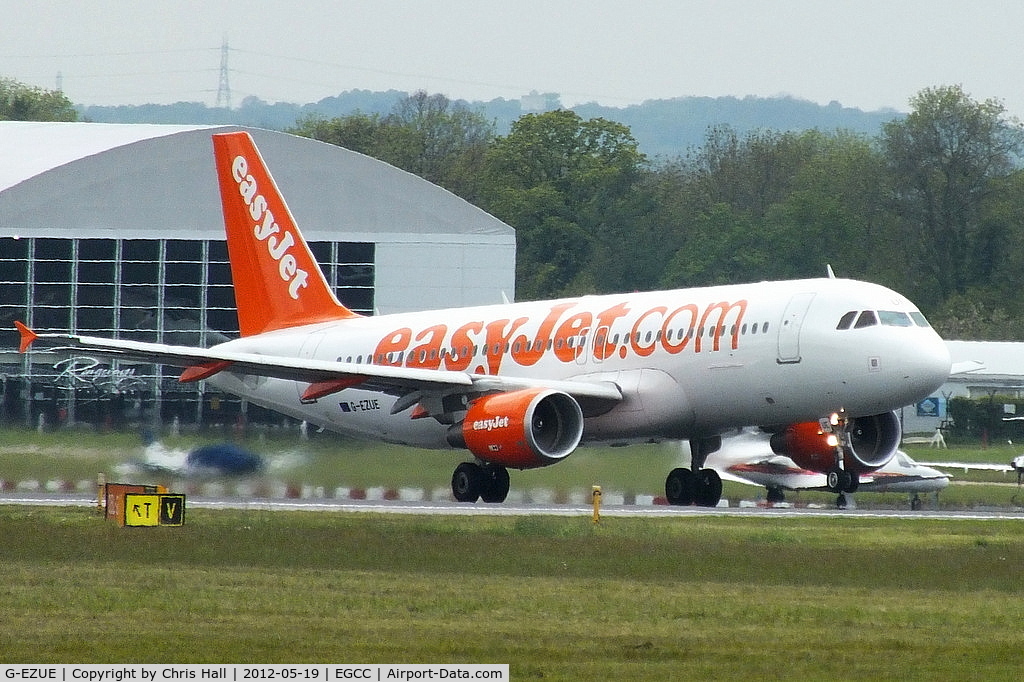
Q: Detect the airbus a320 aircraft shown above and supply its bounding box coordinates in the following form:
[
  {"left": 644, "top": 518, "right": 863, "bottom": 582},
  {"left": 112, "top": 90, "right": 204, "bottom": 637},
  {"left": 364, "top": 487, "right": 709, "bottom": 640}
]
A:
[{"left": 16, "top": 132, "right": 952, "bottom": 506}]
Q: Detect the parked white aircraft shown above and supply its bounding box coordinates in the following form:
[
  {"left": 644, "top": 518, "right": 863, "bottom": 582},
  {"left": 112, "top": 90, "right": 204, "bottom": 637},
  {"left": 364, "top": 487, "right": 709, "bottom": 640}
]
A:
[
  {"left": 16, "top": 132, "right": 952, "bottom": 506},
  {"left": 705, "top": 429, "right": 950, "bottom": 509}
]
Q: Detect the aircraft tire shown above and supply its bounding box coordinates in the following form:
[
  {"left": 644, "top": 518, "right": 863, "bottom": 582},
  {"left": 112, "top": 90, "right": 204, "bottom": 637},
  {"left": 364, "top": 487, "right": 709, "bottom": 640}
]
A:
[
  {"left": 480, "top": 465, "right": 511, "bottom": 503},
  {"left": 665, "top": 467, "right": 696, "bottom": 505},
  {"left": 827, "top": 468, "right": 852, "bottom": 493},
  {"left": 452, "top": 462, "right": 483, "bottom": 503},
  {"left": 696, "top": 468, "right": 723, "bottom": 507}
]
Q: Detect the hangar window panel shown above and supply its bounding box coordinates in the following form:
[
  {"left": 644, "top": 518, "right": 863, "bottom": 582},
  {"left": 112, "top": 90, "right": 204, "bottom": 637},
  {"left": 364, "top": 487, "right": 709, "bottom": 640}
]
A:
[
  {"left": 207, "top": 262, "right": 232, "bottom": 286},
  {"left": 166, "top": 262, "right": 202, "bottom": 284},
  {"left": 121, "top": 329, "right": 158, "bottom": 343},
  {"left": 33, "top": 283, "right": 71, "bottom": 307},
  {"left": 77, "top": 284, "right": 114, "bottom": 306},
  {"left": 208, "top": 240, "right": 228, "bottom": 261},
  {"left": 32, "top": 305, "right": 71, "bottom": 330},
  {"left": 123, "top": 240, "right": 159, "bottom": 262},
  {"left": 35, "top": 238, "right": 71, "bottom": 262},
  {"left": 34, "top": 260, "right": 71, "bottom": 283},
  {"left": 338, "top": 264, "right": 373, "bottom": 287},
  {"left": 0, "top": 237, "right": 28, "bottom": 261},
  {"left": 165, "top": 285, "right": 201, "bottom": 310},
  {"left": 339, "top": 242, "right": 374, "bottom": 264},
  {"left": 0, "top": 259, "right": 27, "bottom": 284},
  {"left": 206, "top": 308, "right": 238, "bottom": 334},
  {"left": 207, "top": 285, "right": 236, "bottom": 308},
  {"left": 165, "top": 240, "right": 201, "bottom": 262},
  {"left": 0, "top": 283, "right": 27, "bottom": 305},
  {"left": 309, "top": 242, "right": 332, "bottom": 264},
  {"left": 339, "top": 287, "right": 373, "bottom": 312},
  {"left": 122, "top": 262, "right": 158, "bottom": 284},
  {"left": 76, "top": 307, "right": 114, "bottom": 332},
  {"left": 78, "top": 240, "right": 116, "bottom": 261},
  {"left": 78, "top": 261, "right": 115, "bottom": 284},
  {"left": 119, "top": 287, "right": 158, "bottom": 310}
]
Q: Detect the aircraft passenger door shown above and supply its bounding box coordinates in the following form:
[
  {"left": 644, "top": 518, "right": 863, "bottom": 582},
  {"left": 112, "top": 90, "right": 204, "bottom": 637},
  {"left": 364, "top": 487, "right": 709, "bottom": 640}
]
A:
[{"left": 776, "top": 292, "right": 816, "bottom": 364}]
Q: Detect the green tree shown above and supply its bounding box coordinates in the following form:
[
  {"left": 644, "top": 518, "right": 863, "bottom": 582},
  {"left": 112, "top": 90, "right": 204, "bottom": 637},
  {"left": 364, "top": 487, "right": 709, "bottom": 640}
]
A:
[
  {"left": 658, "top": 127, "right": 894, "bottom": 288},
  {"left": 881, "top": 85, "right": 1024, "bottom": 307},
  {"left": 479, "top": 110, "right": 646, "bottom": 299},
  {"left": 290, "top": 91, "right": 495, "bottom": 200},
  {"left": 0, "top": 77, "right": 76, "bottom": 121}
]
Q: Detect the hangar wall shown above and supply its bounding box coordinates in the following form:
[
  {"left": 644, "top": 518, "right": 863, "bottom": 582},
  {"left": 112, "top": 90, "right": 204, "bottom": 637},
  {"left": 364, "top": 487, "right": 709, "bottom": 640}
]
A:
[{"left": 0, "top": 122, "right": 516, "bottom": 429}]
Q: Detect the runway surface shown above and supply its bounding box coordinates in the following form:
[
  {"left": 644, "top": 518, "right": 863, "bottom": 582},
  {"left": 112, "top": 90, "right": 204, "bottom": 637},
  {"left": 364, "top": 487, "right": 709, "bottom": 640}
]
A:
[{"left": 3, "top": 492, "right": 1024, "bottom": 521}]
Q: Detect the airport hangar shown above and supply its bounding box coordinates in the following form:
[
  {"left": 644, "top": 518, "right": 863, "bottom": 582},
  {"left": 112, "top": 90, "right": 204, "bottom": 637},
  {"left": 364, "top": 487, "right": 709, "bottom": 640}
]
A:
[{"left": 0, "top": 122, "right": 516, "bottom": 429}]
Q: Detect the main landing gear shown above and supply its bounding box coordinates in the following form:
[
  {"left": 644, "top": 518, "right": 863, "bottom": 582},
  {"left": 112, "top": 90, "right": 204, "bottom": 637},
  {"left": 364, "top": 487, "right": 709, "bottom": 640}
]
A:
[
  {"left": 665, "top": 436, "right": 723, "bottom": 507},
  {"left": 451, "top": 461, "right": 510, "bottom": 503},
  {"left": 665, "top": 467, "right": 723, "bottom": 506}
]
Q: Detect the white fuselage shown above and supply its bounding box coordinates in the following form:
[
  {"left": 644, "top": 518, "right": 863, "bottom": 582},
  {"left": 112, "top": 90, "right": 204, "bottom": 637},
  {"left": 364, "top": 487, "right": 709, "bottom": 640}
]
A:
[{"left": 208, "top": 277, "right": 951, "bottom": 449}]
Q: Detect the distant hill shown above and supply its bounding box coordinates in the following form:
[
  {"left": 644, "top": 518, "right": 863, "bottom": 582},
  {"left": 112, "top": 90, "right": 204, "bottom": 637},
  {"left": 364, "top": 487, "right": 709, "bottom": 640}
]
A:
[{"left": 78, "top": 90, "right": 904, "bottom": 159}]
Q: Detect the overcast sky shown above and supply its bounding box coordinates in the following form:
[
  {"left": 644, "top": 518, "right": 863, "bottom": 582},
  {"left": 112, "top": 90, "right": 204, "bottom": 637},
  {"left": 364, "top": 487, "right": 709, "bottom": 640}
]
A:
[{"left": 3, "top": 0, "right": 1023, "bottom": 117}]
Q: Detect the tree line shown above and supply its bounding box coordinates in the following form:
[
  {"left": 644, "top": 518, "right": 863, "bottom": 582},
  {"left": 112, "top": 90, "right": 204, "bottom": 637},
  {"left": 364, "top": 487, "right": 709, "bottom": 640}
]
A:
[
  {"left": 291, "top": 86, "right": 1024, "bottom": 340},
  {"left": 7, "top": 78, "right": 1024, "bottom": 339}
]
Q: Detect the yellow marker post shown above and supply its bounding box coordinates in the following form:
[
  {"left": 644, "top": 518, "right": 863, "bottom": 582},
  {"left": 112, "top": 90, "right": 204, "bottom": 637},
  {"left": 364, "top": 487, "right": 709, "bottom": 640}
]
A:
[{"left": 592, "top": 485, "right": 602, "bottom": 524}]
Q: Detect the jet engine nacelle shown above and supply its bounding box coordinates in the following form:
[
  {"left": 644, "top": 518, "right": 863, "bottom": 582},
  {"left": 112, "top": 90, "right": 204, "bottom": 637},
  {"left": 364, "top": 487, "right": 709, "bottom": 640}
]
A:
[
  {"left": 769, "top": 411, "right": 901, "bottom": 474},
  {"left": 447, "top": 388, "right": 584, "bottom": 469}
]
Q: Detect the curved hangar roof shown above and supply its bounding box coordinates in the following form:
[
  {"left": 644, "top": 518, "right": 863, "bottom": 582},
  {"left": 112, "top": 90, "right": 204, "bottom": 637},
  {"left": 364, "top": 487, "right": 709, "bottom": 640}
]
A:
[{"left": 0, "top": 122, "right": 514, "bottom": 245}]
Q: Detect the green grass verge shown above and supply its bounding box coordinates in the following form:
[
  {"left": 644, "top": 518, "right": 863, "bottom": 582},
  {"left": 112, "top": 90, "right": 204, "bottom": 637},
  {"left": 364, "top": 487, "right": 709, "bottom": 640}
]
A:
[{"left": 1, "top": 505, "right": 1024, "bottom": 680}]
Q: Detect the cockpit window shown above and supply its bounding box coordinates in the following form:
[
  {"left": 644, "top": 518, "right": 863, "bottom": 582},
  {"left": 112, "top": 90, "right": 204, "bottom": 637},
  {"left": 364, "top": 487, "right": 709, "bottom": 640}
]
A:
[
  {"left": 854, "top": 310, "right": 878, "bottom": 328},
  {"left": 836, "top": 311, "right": 857, "bottom": 330},
  {"left": 909, "top": 311, "right": 931, "bottom": 328},
  {"left": 878, "top": 310, "right": 913, "bottom": 327}
]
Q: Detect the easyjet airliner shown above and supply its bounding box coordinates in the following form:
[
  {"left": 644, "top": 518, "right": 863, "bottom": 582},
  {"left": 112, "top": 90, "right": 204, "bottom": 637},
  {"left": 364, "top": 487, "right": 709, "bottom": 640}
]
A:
[{"left": 16, "top": 132, "right": 952, "bottom": 506}]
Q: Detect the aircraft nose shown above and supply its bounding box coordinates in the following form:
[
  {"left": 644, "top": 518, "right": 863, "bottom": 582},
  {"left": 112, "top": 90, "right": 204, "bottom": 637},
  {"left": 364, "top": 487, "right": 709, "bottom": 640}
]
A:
[{"left": 907, "top": 332, "right": 951, "bottom": 395}]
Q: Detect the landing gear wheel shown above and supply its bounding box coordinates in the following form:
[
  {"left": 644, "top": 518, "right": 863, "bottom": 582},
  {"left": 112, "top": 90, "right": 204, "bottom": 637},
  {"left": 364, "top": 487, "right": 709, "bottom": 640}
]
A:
[
  {"left": 826, "top": 468, "right": 852, "bottom": 493},
  {"left": 695, "top": 468, "right": 723, "bottom": 507},
  {"left": 766, "top": 487, "right": 786, "bottom": 505},
  {"left": 665, "top": 467, "right": 696, "bottom": 505},
  {"left": 479, "top": 465, "right": 510, "bottom": 503},
  {"left": 452, "top": 462, "right": 483, "bottom": 503}
]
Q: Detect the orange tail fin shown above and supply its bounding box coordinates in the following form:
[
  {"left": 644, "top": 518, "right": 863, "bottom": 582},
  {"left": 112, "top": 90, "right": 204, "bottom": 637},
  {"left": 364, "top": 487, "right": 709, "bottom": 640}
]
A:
[{"left": 212, "top": 131, "right": 359, "bottom": 336}]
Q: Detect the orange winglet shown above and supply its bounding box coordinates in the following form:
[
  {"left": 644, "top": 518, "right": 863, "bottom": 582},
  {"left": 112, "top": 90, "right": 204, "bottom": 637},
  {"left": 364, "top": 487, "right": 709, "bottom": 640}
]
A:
[
  {"left": 409, "top": 404, "right": 431, "bottom": 420},
  {"left": 179, "top": 360, "right": 234, "bottom": 383},
  {"left": 300, "top": 376, "right": 366, "bottom": 403},
  {"left": 14, "top": 321, "right": 38, "bottom": 353}
]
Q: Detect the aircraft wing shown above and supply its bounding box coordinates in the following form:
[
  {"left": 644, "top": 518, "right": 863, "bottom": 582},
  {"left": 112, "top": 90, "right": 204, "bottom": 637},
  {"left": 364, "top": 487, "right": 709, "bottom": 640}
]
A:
[
  {"left": 15, "top": 323, "right": 623, "bottom": 406},
  {"left": 916, "top": 460, "right": 1014, "bottom": 473}
]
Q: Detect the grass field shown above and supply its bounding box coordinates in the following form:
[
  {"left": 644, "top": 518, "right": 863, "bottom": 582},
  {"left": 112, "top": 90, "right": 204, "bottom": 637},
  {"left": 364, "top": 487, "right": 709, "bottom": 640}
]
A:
[{"left": 1, "top": 505, "right": 1023, "bottom": 679}]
